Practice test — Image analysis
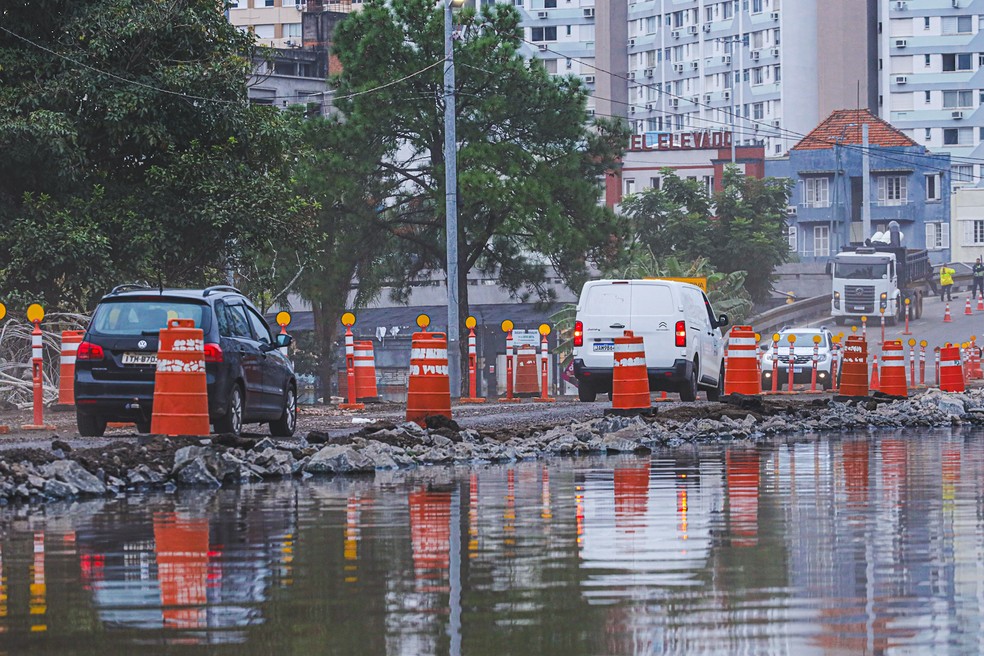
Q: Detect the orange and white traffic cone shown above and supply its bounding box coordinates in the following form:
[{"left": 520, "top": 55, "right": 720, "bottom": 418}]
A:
[
  {"left": 870, "top": 354, "right": 880, "bottom": 392},
  {"left": 944, "top": 303, "right": 952, "bottom": 323},
  {"left": 353, "top": 340, "right": 380, "bottom": 403},
  {"left": 837, "top": 336, "right": 869, "bottom": 397},
  {"left": 724, "top": 326, "right": 762, "bottom": 395},
  {"left": 977, "top": 293, "right": 983, "bottom": 312},
  {"left": 56, "top": 330, "right": 85, "bottom": 409},
  {"left": 406, "top": 330, "right": 452, "bottom": 427},
  {"left": 879, "top": 340, "right": 907, "bottom": 397},
  {"left": 607, "top": 331, "right": 652, "bottom": 416},
  {"left": 965, "top": 298, "right": 973, "bottom": 316},
  {"left": 939, "top": 345, "right": 966, "bottom": 392},
  {"left": 514, "top": 345, "right": 539, "bottom": 397},
  {"left": 150, "top": 319, "right": 210, "bottom": 436}
]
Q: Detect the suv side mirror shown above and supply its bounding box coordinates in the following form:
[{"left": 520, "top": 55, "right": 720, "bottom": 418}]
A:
[
  {"left": 716, "top": 314, "right": 729, "bottom": 328},
  {"left": 276, "top": 333, "right": 293, "bottom": 348}
]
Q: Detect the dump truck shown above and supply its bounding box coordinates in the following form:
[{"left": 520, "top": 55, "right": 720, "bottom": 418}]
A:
[{"left": 829, "top": 222, "right": 931, "bottom": 325}]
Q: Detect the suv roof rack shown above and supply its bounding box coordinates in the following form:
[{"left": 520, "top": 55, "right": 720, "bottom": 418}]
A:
[
  {"left": 109, "top": 283, "right": 155, "bottom": 295},
  {"left": 202, "top": 285, "right": 243, "bottom": 297}
]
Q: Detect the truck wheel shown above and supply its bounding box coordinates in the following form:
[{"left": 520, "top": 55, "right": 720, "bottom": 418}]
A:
[
  {"left": 577, "top": 382, "right": 597, "bottom": 402},
  {"left": 679, "top": 366, "right": 699, "bottom": 402}
]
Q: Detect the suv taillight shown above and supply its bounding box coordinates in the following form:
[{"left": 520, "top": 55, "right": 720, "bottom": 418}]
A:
[
  {"left": 675, "top": 321, "right": 687, "bottom": 347},
  {"left": 573, "top": 321, "right": 584, "bottom": 347},
  {"left": 204, "top": 343, "right": 223, "bottom": 363},
  {"left": 76, "top": 341, "right": 104, "bottom": 361}
]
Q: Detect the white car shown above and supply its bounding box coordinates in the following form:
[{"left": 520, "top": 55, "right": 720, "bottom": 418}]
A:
[
  {"left": 760, "top": 327, "right": 835, "bottom": 390},
  {"left": 572, "top": 279, "right": 729, "bottom": 402}
]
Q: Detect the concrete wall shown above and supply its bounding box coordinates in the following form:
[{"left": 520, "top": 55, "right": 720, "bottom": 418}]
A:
[{"left": 816, "top": 0, "right": 878, "bottom": 118}]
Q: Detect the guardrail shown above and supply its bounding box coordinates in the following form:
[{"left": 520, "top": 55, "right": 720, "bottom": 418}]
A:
[{"left": 746, "top": 295, "right": 831, "bottom": 337}]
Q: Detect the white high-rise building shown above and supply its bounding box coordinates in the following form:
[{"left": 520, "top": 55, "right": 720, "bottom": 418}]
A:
[{"left": 879, "top": 0, "right": 984, "bottom": 185}]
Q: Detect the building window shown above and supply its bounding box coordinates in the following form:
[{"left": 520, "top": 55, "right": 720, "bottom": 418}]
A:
[
  {"left": 814, "top": 226, "right": 830, "bottom": 257},
  {"left": 962, "top": 220, "right": 984, "bottom": 245},
  {"left": 263, "top": 0, "right": 274, "bottom": 6},
  {"left": 926, "top": 173, "right": 941, "bottom": 201},
  {"left": 531, "top": 26, "right": 557, "bottom": 41},
  {"left": 924, "top": 54, "right": 931, "bottom": 67},
  {"left": 943, "top": 90, "right": 973, "bottom": 108},
  {"left": 942, "top": 15, "right": 973, "bottom": 35},
  {"left": 954, "top": 164, "right": 974, "bottom": 182},
  {"left": 787, "top": 225, "right": 797, "bottom": 252},
  {"left": 706, "top": 5, "right": 714, "bottom": 22},
  {"left": 723, "top": 1, "right": 733, "bottom": 19},
  {"left": 624, "top": 178, "right": 636, "bottom": 196},
  {"left": 650, "top": 177, "right": 661, "bottom": 190},
  {"left": 925, "top": 90, "right": 932, "bottom": 103},
  {"left": 943, "top": 53, "right": 973, "bottom": 71},
  {"left": 253, "top": 24, "right": 275, "bottom": 39},
  {"left": 752, "top": 67, "right": 764, "bottom": 85},
  {"left": 877, "top": 175, "right": 907, "bottom": 206},
  {"left": 751, "top": 0, "right": 763, "bottom": 13},
  {"left": 804, "top": 177, "right": 830, "bottom": 208},
  {"left": 925, "top": 128, "right": 932, "bottom": 140},
  {"left": 752, "top": 102, "right": 764, "bottom": 119},
  {"left": 703, "top": 176, "right": 715, "bottom": 195},
  {"left": 284, "top": 22, "right": 302, "bottom": 38},
  {"left": 944, "top": 127, "right": 972, "bottom": 145},
  {"left": 924, "top": 16, "right": 931, "bottom": 30},
  {"left": 926, "top": 222, "right": 949, "bottom": 250}
]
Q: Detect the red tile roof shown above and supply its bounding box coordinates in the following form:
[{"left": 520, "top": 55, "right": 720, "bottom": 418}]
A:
[{"left": 791, "top": 109, "right": 918, "bottom": 151}]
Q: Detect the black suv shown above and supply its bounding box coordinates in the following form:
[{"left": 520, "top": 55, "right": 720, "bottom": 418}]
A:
[{"left": 74, "top": 285, "right": 297, "bottom": 437}]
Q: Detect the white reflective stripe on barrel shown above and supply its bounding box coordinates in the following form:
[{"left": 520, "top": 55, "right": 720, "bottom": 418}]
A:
[
  {"left": 60, "top": 355, "right": 76, "bottom": 365},
  {"left": 354, "top": 360, "right": 374, "bottom": 367},
  {"left": 729, "top": 351, "right": 757, "bottom": 358},
  {"left": 411, "top": 348, "right": 448, "bottom": 360},
  {"left": 62, "top": 343, "right": 79, "bottom": 353},
  {"left": 940, "top": 359, "right": 962, "bottom": 368},
  {"left": 345, "top": 333, "right": 354, "bottom": 355},
  {"left": 729, "top": 337, "right": 757, "bottom": 347},
  {"left": 614, "top": 341, "right": 645, "bottom": 354}
]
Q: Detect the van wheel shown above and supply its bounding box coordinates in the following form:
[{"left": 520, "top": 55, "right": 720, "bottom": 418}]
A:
[
  {"left": 577, "top": 382, "right": 597, "bottom": 402},
  {"left": 679, "top": 368, "right": 698, "bottom": 402},
  {"left": 706, "top": 362, "right": 724, "bottom": 401}
]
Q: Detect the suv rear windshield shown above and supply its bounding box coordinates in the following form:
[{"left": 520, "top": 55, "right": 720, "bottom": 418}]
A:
[{"left": 90, "top": 300, "right": 206, "bottom": 335}]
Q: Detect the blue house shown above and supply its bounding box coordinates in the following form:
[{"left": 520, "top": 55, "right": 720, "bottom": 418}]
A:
[{"left": 766, "top": 109, "right": 951, "bottom": 265}]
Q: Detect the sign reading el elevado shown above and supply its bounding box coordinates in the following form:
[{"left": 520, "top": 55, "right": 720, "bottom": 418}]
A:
[{"left": 628, "top": 131, "right": 733, "bottom": 152}]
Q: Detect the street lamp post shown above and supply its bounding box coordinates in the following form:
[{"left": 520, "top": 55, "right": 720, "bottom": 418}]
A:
[{"left": 444, "top": 0, "right": 463, "bottom": 398}]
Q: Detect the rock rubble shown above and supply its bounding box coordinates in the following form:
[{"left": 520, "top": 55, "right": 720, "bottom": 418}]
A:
[{"left": 2, "top": 389, "right": 984, "bottom": 503}]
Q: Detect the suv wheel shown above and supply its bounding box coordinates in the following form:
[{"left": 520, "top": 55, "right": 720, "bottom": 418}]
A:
[
  {"left": 679, "top": 364, "right": 699, "bottom": 402},
  {"left": 270, "top": 386, "right": 297, "bottom": 437},
  {"left": 78, "top": 412, "right": 107, "bottom": 437},
  {"left": 215, "top": 384, "right": 244, "bottom": 435},
  {"left": 577, "top": 382, "right": 597, "bottom": 402}
]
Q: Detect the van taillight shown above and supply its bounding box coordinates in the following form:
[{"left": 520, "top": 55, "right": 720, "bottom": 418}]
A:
[
  {"left": 204, "top": 343, "right": 223, "bottom": 363},
  {"left": 573, "top": 321, "right": 584, "bottom": 347},
  {"left": 675, "top": 321, "right": 686, "bottom": 347},
  {"left": 76, "top": 341, "right": 104, "bottom": 361}
]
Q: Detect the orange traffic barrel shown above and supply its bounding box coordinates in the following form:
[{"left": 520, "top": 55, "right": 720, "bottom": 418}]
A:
[
  {"left": 150, "top": 319, "right": 210, "bottom": 436},
  {"left": 406, "top": 331, "right": 452, "bottom": 427},
  {"left": 837, "top": 335, "right": 869, "bottom": 397},
  {"left": 939, "top": 344, "right": 966, "bottom": 393},
  {"left": 57, "top": 330, "right": 85, "bottom": 407},
  {"left": 970, "top": 339, "right": 983, "bottom": 379},
  {"left": 514, "top": 345, "right": 539, "bottom": 396},
  {"left": 608, "top": 331, "right": 652, "bottom": 415},
  {"left": 724, "top": 326, "right": 761, "bottom": 395},
  {"left": 354, "top": 340, "right": 380, "bottom": 403},
  {"left": 879, "top": 340, "right": 907, "bottom": 397}
]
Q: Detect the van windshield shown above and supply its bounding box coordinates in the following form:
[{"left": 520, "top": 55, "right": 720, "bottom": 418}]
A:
[
  {"left": 835, "top": 262, "right": 888, "bottom": 279},
  {"left": 91, "top": 300, "right": 205, "bottom": 335}
]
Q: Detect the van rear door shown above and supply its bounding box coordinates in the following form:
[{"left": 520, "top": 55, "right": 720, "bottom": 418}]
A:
[
  {"left": 578, "top": 281, "right": 632, "bottom": 366},
  {"left": 627, "top": 281, "right": 678, "bottom": 368}
]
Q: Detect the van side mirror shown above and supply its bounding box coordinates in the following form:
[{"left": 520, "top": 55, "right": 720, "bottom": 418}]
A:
[
  {"left": 716, "top": 314, "right": 729, "bottom": 328},
  {"left": 276, "top": 333, "right": 293, "bottom": 348}
]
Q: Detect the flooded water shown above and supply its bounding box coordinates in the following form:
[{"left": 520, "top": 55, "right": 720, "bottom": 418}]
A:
[{"left": 1, "top": 429, "right": 983, "bottom": 654}]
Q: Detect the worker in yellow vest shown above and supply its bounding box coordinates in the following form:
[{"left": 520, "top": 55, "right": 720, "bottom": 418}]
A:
[{"left": 939, "top": 263, "right": 955, "bottom": 302}]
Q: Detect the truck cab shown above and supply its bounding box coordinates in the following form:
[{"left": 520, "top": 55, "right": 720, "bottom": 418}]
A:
[{"left": 830, "top": 246, "right": 927, "bottom": 324}]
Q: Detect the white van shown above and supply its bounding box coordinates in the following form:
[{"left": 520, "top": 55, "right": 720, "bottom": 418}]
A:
[{"left": 571, "top": 279, "right": 729, "bottom": 402}]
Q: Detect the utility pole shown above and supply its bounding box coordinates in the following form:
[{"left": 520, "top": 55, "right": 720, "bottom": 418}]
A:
[
  {"left": 444, "top": 0, "right": 462, "bottom": 398},
  {"left": 862, "top": 123, "right": 871, "bottom": 242}
]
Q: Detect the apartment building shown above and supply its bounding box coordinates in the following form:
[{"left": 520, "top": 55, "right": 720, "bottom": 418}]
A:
[
  {"left": 228, "top": 0, "right": 356, "bottom": 48},
  {"left": 880, "top": 0, "right": 984, "bottom": 186}
]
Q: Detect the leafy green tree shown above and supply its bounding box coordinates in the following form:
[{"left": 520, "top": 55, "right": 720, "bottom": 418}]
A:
[
  {"left": 329, "top": 0, "right": 629, "bottom": 389},
  {"left": 0, "top": 0, "right": 297, "bottom": 310},
  {"left": 619, "top": 169, "right": 715, "bottom": 261}
]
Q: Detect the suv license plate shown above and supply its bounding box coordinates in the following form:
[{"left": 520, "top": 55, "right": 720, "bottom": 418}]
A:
[
  {"left": 593, "top": 342, "right": 615, "bottom": 352},
  {"left": 122, "top": 352, "right": 157, "bottom": 366}
]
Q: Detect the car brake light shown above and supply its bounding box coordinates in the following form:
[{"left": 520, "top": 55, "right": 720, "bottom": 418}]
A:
[
  {"left": 573, "top": 321, "right": 584, "bottom": 347},
  {"left": 76, "top": 341, "right": 104, "bottom": 361},
  {"left": 204, "top": 343, "right": 223, "bottom": 363},
  {"left": 675, "top": 321, "right": 687, "bottom": 347}
]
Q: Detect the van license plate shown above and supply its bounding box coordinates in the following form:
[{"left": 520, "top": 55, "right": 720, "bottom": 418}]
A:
[
  {"left": 593, "top": 342, "right": 615, "bottom": 352},
  {"left": 122, "top": 352, "right": 157, "bottom": 366}
]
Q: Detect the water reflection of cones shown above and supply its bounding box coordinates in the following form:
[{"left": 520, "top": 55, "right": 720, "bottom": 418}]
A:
[{"left": 154, "top": 514, "right": 209, "bottom": 630}]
